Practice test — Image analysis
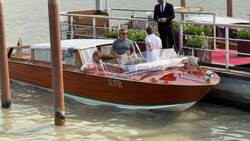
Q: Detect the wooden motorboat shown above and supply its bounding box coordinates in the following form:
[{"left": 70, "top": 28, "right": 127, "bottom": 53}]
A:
[{"left": 8, "top": 39, "right": 220, "bottom": 111}]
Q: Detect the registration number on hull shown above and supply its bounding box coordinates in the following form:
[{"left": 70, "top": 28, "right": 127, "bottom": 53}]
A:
[{"left": 108, "top": 79, "right": 123, "bottom": 88}]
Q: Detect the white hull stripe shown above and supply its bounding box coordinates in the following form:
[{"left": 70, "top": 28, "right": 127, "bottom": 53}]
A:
[
  {"left": 65, "top": 93, "right": 197, "bottom": 111},
  {"left": 11, "top": 79, "right": 197, "bottom": 111}
]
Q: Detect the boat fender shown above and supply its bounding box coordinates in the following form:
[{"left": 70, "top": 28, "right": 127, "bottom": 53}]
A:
[
  {"left": 204, "top": 70, "right": 215, "bottom": 82},
  {"left": 64, "top": 48, "right": 76, "bottom": 58}
]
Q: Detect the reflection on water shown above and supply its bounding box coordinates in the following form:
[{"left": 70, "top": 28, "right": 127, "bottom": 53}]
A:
[{"left": 0, "top": 82, "right": 250, "bottom": 140}]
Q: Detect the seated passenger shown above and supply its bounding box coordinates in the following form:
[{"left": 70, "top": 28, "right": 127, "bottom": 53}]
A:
[
  {"left": 145, "top": 26, "right": 162, "bottom": 62},
  {"left": 92, "top": 50, "right": 103, "bottom": 65},
  {"left": 110, "top": 28, "right": 137, "bottom": 64},
  {"left": 81, "top": 50, "right": 105, "bottom": 72}
]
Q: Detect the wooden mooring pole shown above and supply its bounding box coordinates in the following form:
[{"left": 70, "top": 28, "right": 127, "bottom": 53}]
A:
[
  {"left": 181, "top": 0, "right": 187, "bottom": 7},
  {"left": 0, "top": 0, "right": 11, "bottom": 108},
  {"left": 48, "top": 0, "right": 65, "bottom": 126},
  {"left": 227, "top": 0, "right": 233, "bottom": 17},
  {"left": 96, "top": 0, "right": 108, "bottom": 11}
]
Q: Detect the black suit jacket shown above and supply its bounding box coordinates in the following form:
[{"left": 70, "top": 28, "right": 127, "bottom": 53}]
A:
[{"left": 153, "top": 2, "right": 175, "bottom": 28}]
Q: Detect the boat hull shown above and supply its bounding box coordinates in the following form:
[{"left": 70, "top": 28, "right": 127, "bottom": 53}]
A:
[{"left": 9, "top": 61, "right": 216, "bottom": 111}]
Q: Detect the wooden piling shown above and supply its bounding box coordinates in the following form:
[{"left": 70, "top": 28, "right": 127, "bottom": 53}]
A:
[
  {"left": 48, "top": 0, "right": 65, "bottom": 126},
  {"left": 227, "top": 0, "right": 233, "bottom": 17},
  {"left": 181, "top": 0, "right": 187, "bottom": 7},
  {"left": 0, "top": 0, "right": 11, "bottom": 108}
]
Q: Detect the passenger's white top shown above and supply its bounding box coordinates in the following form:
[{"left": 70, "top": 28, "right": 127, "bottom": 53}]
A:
[
  {"left": 145, "top": 34, "right": 162, "bottom": 51},
  {"left": 31, "top": 39, "right": 114, "bottom": 50},
  {"left": 145, "top": 34, "right": 162, "bottom": 62}
]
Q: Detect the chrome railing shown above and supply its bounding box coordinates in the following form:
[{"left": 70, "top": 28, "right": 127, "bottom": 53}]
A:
[
  {"left": 109, "top": 8, "right": 217, "bottom": 50},
  {"left": 179, "top": 20, "right": 250, "bottom": 69},
  {"left": 60, "top": 13, "right": 150, "bottom": 39},
  {"left": 60, "top": 12, "right": 250, "bottom": 71}
]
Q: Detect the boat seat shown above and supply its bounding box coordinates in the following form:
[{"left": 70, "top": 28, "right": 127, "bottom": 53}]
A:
[{"left": 99, "top": 45, "right": 114, "bottom": 58}]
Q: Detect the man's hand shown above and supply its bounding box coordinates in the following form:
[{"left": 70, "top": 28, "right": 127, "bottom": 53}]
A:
[
  {"left": 157, "top": 18, "right": 162, "bottom": 23},
  {"left": 161, "top": 17, "right": 167, "bottom": 23},
  {"left": 147, "top": 42, "right": 154, "bottom": 51},
  {"left": 157, "top": 17, "right": 167, "bottom": 23},
  {"left": 129, "top": 54, "right": 137, "bottom": 63}
]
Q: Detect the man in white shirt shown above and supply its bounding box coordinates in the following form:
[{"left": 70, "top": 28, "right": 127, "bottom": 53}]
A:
[{"left": 145, "top": 26, "right": 162, "bottom": 62}]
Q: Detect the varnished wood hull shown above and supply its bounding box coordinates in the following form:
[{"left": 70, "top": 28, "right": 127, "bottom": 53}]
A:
[{"left": 9, "top": 61, "right": 219, "bottom": 111}]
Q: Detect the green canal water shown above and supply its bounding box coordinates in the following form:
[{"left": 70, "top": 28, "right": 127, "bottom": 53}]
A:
[
  {"left": 1, "top": 82, "right": 250, "bottom": 141},
  {"left": 1, "top": 0, "right": 250, "bottom": 140}
]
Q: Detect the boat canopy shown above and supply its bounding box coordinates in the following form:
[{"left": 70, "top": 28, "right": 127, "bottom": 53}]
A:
[
  {"left": 187, "top": 16, "right": 249, "bottom": 25},
  {"left": 31, "top": 39, "right": 114, "bottom": 50}
]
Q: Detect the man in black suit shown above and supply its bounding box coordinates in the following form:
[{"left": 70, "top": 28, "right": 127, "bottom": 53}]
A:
[{"left": 154, "top": 0, "right": 175, "bottom": 49}]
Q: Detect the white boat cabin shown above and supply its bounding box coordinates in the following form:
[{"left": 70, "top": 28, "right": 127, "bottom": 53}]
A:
[
  {"left": 9, "top": 39, "right": 114, "bottom": 67},
  {"left": 8, "top": 39, "right": 189, "bottom": 73}
]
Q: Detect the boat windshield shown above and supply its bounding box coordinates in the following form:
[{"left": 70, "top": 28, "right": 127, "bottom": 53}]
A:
[
  {"left": 104, "top": 48, "right": 180, "bottom": 65},
  {"left": 82, "top": 47, "right": 188, "bottom": 74},
  {"left": 29, "top": 45, "right": 188, "bottom": 75},
  {"left": 119, "top": 49, "right": 188, "bottom": 73}
]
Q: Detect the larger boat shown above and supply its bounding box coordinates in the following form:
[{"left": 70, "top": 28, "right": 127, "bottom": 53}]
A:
[{"left": 8, "top": 39, "right": 220, "bottom": 111}]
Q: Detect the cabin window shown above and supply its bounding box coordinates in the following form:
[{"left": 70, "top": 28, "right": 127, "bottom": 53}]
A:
[
  {"left": 32, "top": 48, "right": 78, "bottom": 66},
  {"left": 32, "top": 49, "right": 51, "bottom": 62},
  {"left": 99, "top": 45, "right": 113, "bottom": 58}
]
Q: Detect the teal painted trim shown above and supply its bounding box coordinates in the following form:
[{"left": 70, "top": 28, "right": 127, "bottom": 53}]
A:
[{"left": 64, "top": 92, "right": 194, "bottom": 107}]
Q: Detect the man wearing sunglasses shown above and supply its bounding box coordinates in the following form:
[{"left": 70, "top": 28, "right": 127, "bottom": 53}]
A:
[
  {"left": 154, "top": 0, "right": 175, "bottom": 49},
  {"left": 111, "top": 28, "right": 136, "bottom": 64}
]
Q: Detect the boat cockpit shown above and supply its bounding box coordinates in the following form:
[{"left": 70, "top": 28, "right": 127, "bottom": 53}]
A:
[{"left": 8, "top": 39, "right": 192, "bottom": 76}]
